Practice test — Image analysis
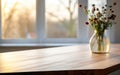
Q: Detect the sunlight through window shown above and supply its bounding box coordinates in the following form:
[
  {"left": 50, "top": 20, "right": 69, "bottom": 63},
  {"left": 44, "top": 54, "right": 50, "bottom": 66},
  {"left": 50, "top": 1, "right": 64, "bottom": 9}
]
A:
[
  {"left": 46, "top": 0, "right": 78, "bottom": 38},
  {"left": 1, "top": 0, "right": 36, "bottom": 39}
]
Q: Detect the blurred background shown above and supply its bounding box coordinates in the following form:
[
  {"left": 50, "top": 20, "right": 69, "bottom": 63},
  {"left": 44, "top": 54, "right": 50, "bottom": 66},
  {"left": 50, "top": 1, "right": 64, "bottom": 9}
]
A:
[
  {"left": 2, "top": 0, "right": 78, "bottom": 39},
  {"left": 2, "top": 0, "right": 36, "bottom": 39}
]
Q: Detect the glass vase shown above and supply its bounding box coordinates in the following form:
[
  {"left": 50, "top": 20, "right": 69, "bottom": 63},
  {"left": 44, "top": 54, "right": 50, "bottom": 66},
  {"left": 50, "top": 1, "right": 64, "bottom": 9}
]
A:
[{"left": 89, "top": 30, "right": 110, "bottom": 54}]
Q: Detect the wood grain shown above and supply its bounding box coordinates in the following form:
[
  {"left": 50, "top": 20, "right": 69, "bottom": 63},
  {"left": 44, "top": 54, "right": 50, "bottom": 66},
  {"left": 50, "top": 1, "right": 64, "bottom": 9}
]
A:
[{"left": 0, "top": 44, "right": 120, "bottom": 75}]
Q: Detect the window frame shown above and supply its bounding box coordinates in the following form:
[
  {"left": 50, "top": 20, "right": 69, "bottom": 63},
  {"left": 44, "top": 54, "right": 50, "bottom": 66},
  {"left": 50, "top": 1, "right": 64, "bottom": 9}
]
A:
[
  {"left": 39, "top": 0, "right": 89, "bottom": 44},
  {"left": 0, "top": 0, "right": 89, "bottom": 46}
]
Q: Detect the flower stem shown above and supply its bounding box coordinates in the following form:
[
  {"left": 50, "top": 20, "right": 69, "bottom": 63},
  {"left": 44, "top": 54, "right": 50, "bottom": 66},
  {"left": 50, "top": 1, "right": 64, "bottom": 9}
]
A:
[{"left": 97, "top": 31, "right": 104, "bottom": 52}]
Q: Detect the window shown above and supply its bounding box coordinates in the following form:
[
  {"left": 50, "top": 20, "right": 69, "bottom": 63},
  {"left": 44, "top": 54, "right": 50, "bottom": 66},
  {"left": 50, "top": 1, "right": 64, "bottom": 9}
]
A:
[
  {"left": 1, "top": 0, "right": 36, "bottom": 39},
  {"left": 0, "top": 0, "right": 38, "bottom": 45},
  {"left": 0, "top": 0, "right": 107, "bottom": 45},
  {"left": 46, "top": 0, "right": 78, "bottom": 38}
]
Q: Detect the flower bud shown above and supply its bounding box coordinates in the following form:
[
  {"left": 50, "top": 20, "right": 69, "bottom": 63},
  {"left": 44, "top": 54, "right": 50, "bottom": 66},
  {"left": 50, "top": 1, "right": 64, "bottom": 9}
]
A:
[
  {"left": 113, "top": 2, "right": 117, "bottom": 6},
  {"left": 92, "top": 4, "right": 95, "bottom": 7},
  {"left": 97, "top": 12, "right": 102, "bottom": 18},
  {"left": 85, "top": 22, "right": 89, "bottom": 25},
  {"left": 79, "top": 4, "right": 82, "bottom": 7},
  {"left": 92, "top": 7, "right": 95, "bottom": 14}
]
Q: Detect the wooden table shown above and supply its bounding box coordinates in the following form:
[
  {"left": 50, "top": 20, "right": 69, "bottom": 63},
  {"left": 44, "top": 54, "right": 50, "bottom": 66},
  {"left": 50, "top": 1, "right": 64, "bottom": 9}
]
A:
[{"left": 0, "top": 44, "right": 120, "bottom": 75}]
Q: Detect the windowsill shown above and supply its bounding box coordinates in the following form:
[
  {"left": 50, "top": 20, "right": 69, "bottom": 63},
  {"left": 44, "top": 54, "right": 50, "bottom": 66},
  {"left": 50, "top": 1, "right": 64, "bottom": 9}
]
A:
[
  {"left": 0, "top": 43, "right": 86, "bottom": 53},
  {"left": 0, "top": 43, "right": 82, "bottom": 47}
]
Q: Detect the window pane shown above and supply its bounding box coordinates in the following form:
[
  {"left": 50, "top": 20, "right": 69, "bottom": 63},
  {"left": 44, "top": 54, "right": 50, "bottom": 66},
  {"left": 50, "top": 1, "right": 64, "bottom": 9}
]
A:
[
  {"left": 46, "top": 0, "right": 78, "bottom": 38},
  {"left": 1, "top": 0, "right": 36, "bottom": 39}
]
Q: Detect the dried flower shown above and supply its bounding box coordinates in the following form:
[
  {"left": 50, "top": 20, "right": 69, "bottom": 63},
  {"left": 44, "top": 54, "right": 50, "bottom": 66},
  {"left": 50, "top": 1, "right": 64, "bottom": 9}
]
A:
[
  {"left": 83, "top": 6, "right": 88, "bottom": 15},
  {"left": 97, "top": 12, "right": 102, "bottom": 18},
  {"left": 102, "top": 7, "right": 104, "bottom": 9},
  {"left": 89, "top": 18, "right": 92, "bottom": 21},
  {"left": 104, "top": 9, "right": 107, "bottom": 11},
  {"left": 103, "top": 12, "right": 106, "bottom": 14},
  {"left": 79, "top": 2, "right": 117, "bottom": 33},
  {"left": 108, "top": 17, "right": 111, "bottom": 20},
  {"left": 79, "top": 4, "right": 82, "bottom": 7},
  {"left": 85, "top": 22, "right": 89, "bottom": 25},
  {"left": 109, "top": 14, "right": 116, "bottom": 20},
  {"left": 105, "top": 4, "right": 107, "bottom": 7},
  {"left": 110, "top": 9, "right": 112, "bottom": 11},
  {"left": 109, "top": 6, "right": 112, "bottom": 8},
  {"left": 96, "top": 8, "right": 99, "bottom": 11},
  {"left": 94, "top": 18, "right": 98, "bottom": 21},
  {"left": 92, "top": 4, "right": 95, "bottom": 7},
  {"left": 92, "top": 7, "right": 95, "bottom": 14},
  {"left": 104, "top": 17, "right": 107, "bottom": 20},
  {"left": 111, "top": 11, "right": 114, "bottom": 13},
  {"left": 113, "top": 2, "right": 117, "bottom": 6}
]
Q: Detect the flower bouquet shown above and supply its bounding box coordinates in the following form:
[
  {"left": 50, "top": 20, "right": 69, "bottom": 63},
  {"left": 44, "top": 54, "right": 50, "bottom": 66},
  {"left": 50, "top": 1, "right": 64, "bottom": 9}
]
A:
[{"left": 79, "top": 2, "right": 117, "bottom": 53}]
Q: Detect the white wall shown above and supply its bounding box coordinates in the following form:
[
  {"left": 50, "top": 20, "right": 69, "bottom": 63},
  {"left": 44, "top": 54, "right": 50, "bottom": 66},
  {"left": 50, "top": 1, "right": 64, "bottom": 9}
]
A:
[
  {"left": 109, "top": 0, "right": 120, "bottom": 43},
  {"left": 108, "top": 0, "right": 120, "bottom": 74}
]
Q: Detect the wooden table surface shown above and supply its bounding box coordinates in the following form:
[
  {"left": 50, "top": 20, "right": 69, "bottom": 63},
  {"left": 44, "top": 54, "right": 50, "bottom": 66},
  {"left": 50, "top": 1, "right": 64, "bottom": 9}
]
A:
[{"left": 0, "top": 44, "right": 120, "bottom": 75}]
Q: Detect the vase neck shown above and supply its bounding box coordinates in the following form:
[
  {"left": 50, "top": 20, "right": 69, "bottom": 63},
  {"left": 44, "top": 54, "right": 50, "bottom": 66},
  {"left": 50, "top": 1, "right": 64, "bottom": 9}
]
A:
[{"left": 94, "top": 30, "right": 108, "bottom": 33}]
